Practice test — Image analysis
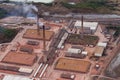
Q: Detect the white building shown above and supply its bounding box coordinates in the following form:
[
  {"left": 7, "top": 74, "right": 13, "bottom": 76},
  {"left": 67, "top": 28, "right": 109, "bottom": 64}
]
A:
[
  {"left": 94, "top": 46, "right": 105, "bottom": 57},
  {"left": 18, "top": 67, "right": 33, "bottom": 73},
  {"left": 94, "top": 42, "right": 107, "bottom": 57},
  {"left": 74, "top": 21, "right": 98, "bottom": 34},
  {"left": 81, "top": 51, "right": 88, "bottom": 56},
  {"left": 67, "top": 48, "right": 81, "bottom": 54},
  {"left": 2, "top": 75, "right": 33, "bottom": 80},
  {"left": 97, "top": 42, "right": 107, "bottom": 48}
]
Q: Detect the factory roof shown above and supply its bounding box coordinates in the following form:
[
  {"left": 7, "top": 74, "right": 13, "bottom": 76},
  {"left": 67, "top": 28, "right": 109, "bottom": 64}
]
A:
[
  {"left": 94, "top": 46, "right": 105, "bottom": 57},
  {"left": 81, "top": 51, "right": 88, "bottom": 55},
  {"left": 2, "top": 75, "right": 33, "bottom": 80},
  {"left": 20, "top": 45, "right": 33, "bottom": 53},
  {"left": 97, "top": 42, "right": 107, "bottom": 48},
  {"left": 67, "top": 48, "right": 81, "bottom": 54},
  {"left": 74, "top": 21, "right": 98, "bottom": 30},
  {"left": 18, "top": 67, "right": 33, "bottom": 73}
]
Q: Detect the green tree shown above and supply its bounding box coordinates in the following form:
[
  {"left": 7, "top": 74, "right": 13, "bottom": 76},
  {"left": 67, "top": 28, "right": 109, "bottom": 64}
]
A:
[
  {"left": 0, "top": 8, "right": 7, "bottom": 18},
  {"left": 4, "top": 29, "right": 17, "bottom": 38}
]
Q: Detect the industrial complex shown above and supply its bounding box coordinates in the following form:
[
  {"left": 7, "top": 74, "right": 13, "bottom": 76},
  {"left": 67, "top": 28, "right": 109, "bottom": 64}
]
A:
[{"left": 0, "top": 1, "right": 120, "bottom": 80}]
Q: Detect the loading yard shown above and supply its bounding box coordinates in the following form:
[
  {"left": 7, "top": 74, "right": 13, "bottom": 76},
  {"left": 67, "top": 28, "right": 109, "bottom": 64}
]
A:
[
  {"left": 2, "top": 52, "right": 37, "bottom": 66},
  {"left": 23, "top": 29, "right": 54, "bottom": 41}
]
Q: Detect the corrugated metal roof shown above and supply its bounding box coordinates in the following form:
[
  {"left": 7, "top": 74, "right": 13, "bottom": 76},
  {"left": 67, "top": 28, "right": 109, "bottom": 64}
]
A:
[
  {"left": 74, "top": 21, "right": 98, "bottom": 30},
  {"left": 3, "top": 75, "right": 10, "bottom": 80},
  {"left": 94, "top": 46, "right": 104, "bottom": 57},
  {"left": 57, "top": 39, "right": 64, "bottom": 49},
  {"left": 13, "top": 77, "right": 21, "bottom": 80},
  {"left": 81, "top": 51, "right": 88, "bottom": 55},
  {"left": 3, "top": 75, "right": 33, "bottom": 80},
  {"left": 67, "top": 48, "right": 81, "bottom": 54},
  {"left": 97, "top": 42, "right": 107, "bottom": 47},
  {"left": 19, "top": 67, "right": 33, "bottom": 73}
]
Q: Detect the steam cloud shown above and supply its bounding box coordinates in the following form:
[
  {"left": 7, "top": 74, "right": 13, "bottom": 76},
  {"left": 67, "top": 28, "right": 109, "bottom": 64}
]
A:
[{"left": 10, "top": 3, "right": 38, "bottom": 18}]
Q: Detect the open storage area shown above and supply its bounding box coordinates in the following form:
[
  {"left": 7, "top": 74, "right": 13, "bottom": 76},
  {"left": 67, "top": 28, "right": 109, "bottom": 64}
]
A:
[
  {"left": 55, "top": 58, "right": 91, "bottom": 73},
  {"left": 23, "top": 29, "right": 54, "bottom": 41},
  {"left": 2, "top": 52, "right": 37, "bottom": 66}
]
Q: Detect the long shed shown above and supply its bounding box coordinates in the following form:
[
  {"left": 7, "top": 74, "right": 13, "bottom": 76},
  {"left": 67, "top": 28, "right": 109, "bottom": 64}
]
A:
[
  {"left": 67, "top": 48, "right": 81, "bottom": 54},
  {"left": 94, "top": 46, "right": 105, "bottom": 57}
]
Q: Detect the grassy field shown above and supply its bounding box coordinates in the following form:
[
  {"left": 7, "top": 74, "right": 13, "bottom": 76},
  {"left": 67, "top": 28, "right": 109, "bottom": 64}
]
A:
[
  {"left": 0, "top": 27, "right": 19, "bottom": 43},
  {"left": 36, "top": 0, "right": 120, "bottom": 14},
  {"left": 62, "top": 0, "right": 116, "bottom": 13},
  {"left": 0, "top": 8, "right": 7, "bottom": 19}
]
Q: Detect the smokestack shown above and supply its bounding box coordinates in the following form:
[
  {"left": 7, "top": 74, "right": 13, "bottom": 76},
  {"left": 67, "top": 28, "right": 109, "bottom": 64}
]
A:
[
  {"left": 81, "top": 15, "right": 84, "bottom": 39},
  {"left": 42, "top": 25, "right": 47, "bottom": 63},
  {"left": 43, "top": 25, "right": 46, "bottom": 51}
]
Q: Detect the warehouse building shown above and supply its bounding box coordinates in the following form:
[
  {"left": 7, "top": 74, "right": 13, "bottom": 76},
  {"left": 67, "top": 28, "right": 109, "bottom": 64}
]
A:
[
  {"left": 2, "top": 75, "right": 33, "bottom": 80},
  {"left": 50, "top": 28, "right": 68, "bottom": 49},
  {"left": 67, "top": 48, "right": 81, "bottom": 54},
  {"left": 20, "top": 46, "right": 33, "bottom": 53},
  {"left": 97, "top": 42, "right": 107, "bottom": 47},
  {"left": 61, "top": 73, "right": 76, "bottom": 80},
  {"left": 94, "top": 46, "right": 105, "bottom": 57},
  {"left": 27, "top": 40, "right": 39, "bottom": 46},
  {"left": 74, "top": 21, "right": 98, "bottom": 34},
  {"left": 94, "top": 42, "right": 107, "bottom": 57}
]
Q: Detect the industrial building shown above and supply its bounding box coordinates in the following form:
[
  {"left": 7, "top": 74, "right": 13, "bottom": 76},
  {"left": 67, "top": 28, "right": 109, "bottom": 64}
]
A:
[
  {"left": 20, "top": 46, "right": 33, "bottom": 53},
  {"left": 0, "top": 6, "right": 116, "bottom": 80},
  {"left": 27, "top": 40, "right": 39, "bottom": 46},
  {"left": 65, "top": 47, "right": 87, "bottom": 59},
  {"left": 0, "top": 65, "right": 33, "bottom": 74},
  {"left": 67, "top": 48, "right": 81, "bottom": 54},
  {"left": 74, "top": 21, "right": 98, "bottom": 34},
  {"left": 2, "top": 75, "right": 33, "bottom": 80},
  {"left": 94, "top": 42, "right": 107, "bottom": 57},
  {"left": 60, "top": 73, "right": 75, "bottom": 80},
  {"left": 65, "top": 53, "right": 86, "bottom": 59},
  {"left": 50, "top": 28, "right": 68, "bottom": 49}
]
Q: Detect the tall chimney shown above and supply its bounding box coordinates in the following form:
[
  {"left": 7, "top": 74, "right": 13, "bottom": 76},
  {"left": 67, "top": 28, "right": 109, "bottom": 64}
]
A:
[
  {"left": 81, "top": 15, "right": 84, "bottom": 39},
  {"left": 43, "top": 25, "right": 46, "bottom": 51},
  {"left": 42, "top": 25, "right": 47, "bottom": 63}
]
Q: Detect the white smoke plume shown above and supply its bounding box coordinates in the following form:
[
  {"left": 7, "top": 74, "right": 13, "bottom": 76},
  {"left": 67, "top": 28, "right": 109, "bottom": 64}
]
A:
[{"left": 10, "top": 2, "right": 38, "bottom": 18}]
